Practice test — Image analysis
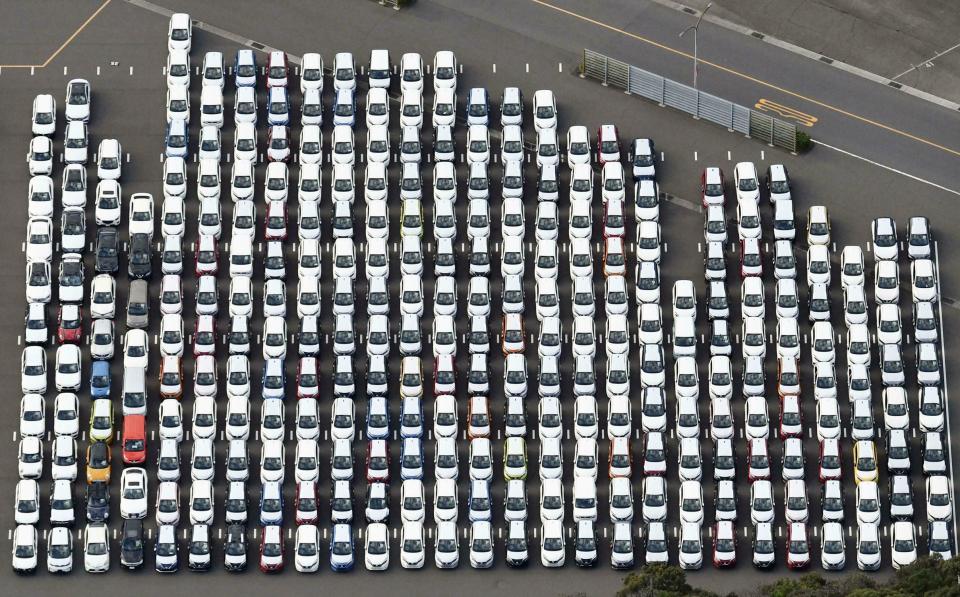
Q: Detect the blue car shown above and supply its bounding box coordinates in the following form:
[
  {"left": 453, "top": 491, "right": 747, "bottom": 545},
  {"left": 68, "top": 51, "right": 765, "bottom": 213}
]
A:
[
  {"left": 329, "top": 523, "right": 354, "bottom": 571},
  {"left": 164, "top": 119, "right": 189, "bottom": 158},
  {"left": 266, "top": 87, "right": 290, "bottom": 126},
  {"left": 259, "top": 481, "right": 283, "bottom": 526},
  {"left": 400, "top": 437, "right": 424, "bottom": 480},
  {"left": 261, "top": 358, "right": 285, "bottom": 400},
  {"left": 90, "top": 360, "right": 111, "bottom": 398},
  {"left": 234, "top": 49, "right": 257, "bottom": 87}
]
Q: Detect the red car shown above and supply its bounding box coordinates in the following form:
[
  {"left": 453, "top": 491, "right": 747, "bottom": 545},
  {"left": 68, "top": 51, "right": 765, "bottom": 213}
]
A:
[
  {"left": 295, "top": 481, "right": 319, "bottom": 525},
  {"left": 366, "top": 439, "right": 390, "bottom": 483},
  {"left": 596, "top": 124, "right": 621, "bottom": 166},
  {"left": 194, "top": 234, "right": 219, "bottom": 276},
  {"left": 712, "top": 521, "right": 737, "bottom": 567},
  {"left": 818, "top": 438, "right": 842, "bottom": 482},
  {"left": 57, "top": 304, "right": 83, "bottom": 343},
  {"left": 700, "top": 167, "right": 726, "bottom": 207},
  {"left": 193, "top": 315, "right": 216, "bottom": 357},
  {"left": 121, "top": 415, "right": 146, "bottom": 465},
  {"left": 266, "top": 50, "right": 288, "bottom": 88},
  {"left": 297, "top": 357, "right": 319, "bottom": 399},
  {"left": 264, "top": 200, "right": 287, "bottom": 241},
  {"left": 259, "top": 524, "right": 284, "bottom": 572}
]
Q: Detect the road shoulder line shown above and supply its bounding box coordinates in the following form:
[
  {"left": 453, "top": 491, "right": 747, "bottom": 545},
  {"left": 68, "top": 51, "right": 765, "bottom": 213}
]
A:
[{"left": 646, "top": 0, "right": 960, "bottom": 112}]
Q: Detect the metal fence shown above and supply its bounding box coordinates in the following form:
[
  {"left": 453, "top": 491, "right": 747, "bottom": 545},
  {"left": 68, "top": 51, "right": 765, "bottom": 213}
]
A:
[{"left": 580, "top": 48, "right": 797, "bottom": 153}]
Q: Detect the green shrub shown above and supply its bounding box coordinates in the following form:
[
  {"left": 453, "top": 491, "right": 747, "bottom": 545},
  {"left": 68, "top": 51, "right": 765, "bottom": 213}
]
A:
[{"left": 796, "top": 129, "right": 813, "bottom": 152}]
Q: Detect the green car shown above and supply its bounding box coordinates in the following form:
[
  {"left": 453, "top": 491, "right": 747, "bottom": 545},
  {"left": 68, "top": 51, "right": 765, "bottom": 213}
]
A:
[{"left": 89, "top": 399, "right": 114, "bottom": 444}]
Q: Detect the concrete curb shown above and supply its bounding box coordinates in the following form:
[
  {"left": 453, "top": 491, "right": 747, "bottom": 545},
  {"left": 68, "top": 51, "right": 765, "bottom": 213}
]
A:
[{"left": 649, "top": 0, "right": 960, "bottom": 113}]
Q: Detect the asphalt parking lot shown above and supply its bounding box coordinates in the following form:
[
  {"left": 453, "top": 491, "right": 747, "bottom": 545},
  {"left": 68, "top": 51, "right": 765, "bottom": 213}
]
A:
[{"left": 2, "top": 1, "right": 959, "bottom": 596}]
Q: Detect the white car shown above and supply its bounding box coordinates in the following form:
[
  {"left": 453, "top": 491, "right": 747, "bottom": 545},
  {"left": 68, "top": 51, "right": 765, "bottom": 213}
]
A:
[
  {"left": 53, "top": 392, "right": 80, "bottom": 437},
  {"left": 734, "top": 161, "right": 760, "bottom": 203},
  {"left": 28, "top": 136, "right": 54, "bottom": 175},
  {"left": 20, "top": 346, "right": 46, "bottom": 394},
  {"left": 19, "top": 394, "right": 45, "bottom": 437},
  {"left": 294, "top": 524, "right": 320, "bottom": 573},
  {"left": 158, "top": 399, "right": 183, "bottom": 442},
  {"left": 96, "top": 138, "right": 122, "bottom": 180},
  {"left": 46, "top": 526, "right": 73, "bottom": 573},
  {"left": 55, "top": 344, "right": 81, "bottom": 391},
  {"left": 83, "top": 523, "right": 110, "bottom": 573},
  {"left": 25, "top": 217, "right": 53, "bottom": 263},
  {"left": 120, "top": 468, "right": 148, "bottom": 519},
  {"left": 912, "top": 259, "right": 939, "bottom": 302},
  {"left": 28, "top": 175, "right": 55, "bottom": 218},
  {"left": 871, "top": 217, "right": 899, "bottom": 260},
  {"left": 882, "top": 387, "right": 910, "bottom": 431},
  {"left": 890, "top": 521, "right": 917, "bottom": 569},
  {"left": 642, "top": 476, "right": 668, "bottom": 522},
  {"left": 841, "top": 245, "right": 865, "bottom": 288},
  {"left": 874, "top": 258, "right": 900, "bottom": 303},
  {"left": 14, "top": 479, "right": 40, "bottom": 525},
  {"left": 365, "top": 523, "right": 390, "bottom": 571}
]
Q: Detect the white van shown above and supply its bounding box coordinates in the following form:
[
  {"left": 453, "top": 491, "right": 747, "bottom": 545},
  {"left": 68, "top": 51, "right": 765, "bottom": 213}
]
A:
[
  {"left": 572, "top": 477, "right": 598, "bottom": 522},
  {"left": 773, "top": 198, "right": 795, "bottom": 240},
  {"left": 122, "top": 367, "right": 147, "bottom": 416},
  {"left": 369, "top": 49, "right": 391, "bottom": 88},
  {"left": 229, "top": 234, "right": 253, "bottom": 278},
  {"left": 673, "top": 315, "right": 697, "bottom": 357}
]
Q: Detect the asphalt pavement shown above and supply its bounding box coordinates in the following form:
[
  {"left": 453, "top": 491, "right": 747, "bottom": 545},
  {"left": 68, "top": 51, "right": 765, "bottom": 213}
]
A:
[{"left": 0, "top": 1, "right": 957, "bottom": 596}]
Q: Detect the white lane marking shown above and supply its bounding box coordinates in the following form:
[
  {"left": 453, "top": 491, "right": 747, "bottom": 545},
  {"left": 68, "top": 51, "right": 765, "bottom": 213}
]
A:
[{"left": 814, "top": 139, "right": 960, "bottom": 197}]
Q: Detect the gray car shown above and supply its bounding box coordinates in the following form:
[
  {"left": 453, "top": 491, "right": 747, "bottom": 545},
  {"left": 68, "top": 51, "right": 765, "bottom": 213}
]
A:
[{"left": 126, "top": 280, "right": 149, "bottom": 329}]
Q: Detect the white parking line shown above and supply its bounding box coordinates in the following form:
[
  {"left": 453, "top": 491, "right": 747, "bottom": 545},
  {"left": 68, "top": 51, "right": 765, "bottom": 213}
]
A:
[{"left": 933, "top": 241, "right": 959, "bottom": 541}]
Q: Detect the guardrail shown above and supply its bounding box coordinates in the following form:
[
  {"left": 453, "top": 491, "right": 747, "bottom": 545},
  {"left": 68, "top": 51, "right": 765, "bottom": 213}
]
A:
[{"left": 580, "top": 48, "right": 798, "bottom": 153}]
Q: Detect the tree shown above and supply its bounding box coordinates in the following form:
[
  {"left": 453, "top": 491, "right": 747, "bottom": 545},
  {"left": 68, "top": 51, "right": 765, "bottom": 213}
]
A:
[{"left": 618, "top": 564, "right": 716, "bottom": 597}]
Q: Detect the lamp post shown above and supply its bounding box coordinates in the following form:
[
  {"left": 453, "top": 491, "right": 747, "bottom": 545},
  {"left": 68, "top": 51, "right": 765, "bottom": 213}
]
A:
[{"left": 680, "top": 2, "right": 712, "bottom": 89}]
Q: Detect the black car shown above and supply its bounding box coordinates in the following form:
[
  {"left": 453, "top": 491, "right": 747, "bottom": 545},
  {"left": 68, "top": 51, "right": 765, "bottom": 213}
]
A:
[
  {"left": 86, "top": 481, "right": 110, "bottom": 522},
  {"left": 121, "top": 519, "right": 144, "bottom": 569},
  {"left": 128, "top": 232, "right": 152, "bottom": 278},
  {"left": 95, "top": 227, "right": 119, "bottom": 273},
  {"left": 223, "top": 524, "right": 247, "bottom": 572}
]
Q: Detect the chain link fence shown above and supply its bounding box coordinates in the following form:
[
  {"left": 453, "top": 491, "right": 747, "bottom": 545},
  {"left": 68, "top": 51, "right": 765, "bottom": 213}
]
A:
[{"left": 580, "top": 48, "right": 797, "bottom": 153}]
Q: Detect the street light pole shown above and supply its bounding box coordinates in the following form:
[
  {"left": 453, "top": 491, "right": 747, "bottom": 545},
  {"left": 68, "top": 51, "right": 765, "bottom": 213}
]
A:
[{"left": 680, "top": 2, "right": 712, "bottom": 89}]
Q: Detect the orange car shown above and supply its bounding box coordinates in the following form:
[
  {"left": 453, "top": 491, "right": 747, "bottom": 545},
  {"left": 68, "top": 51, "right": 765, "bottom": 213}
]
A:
[{"left": 86, "top": 441, "right": 112, "bottom": 484}]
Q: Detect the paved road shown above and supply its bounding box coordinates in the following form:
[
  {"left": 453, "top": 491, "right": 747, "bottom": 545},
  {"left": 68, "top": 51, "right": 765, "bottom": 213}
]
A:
[{"left": 0, "top": 1, "right": 956, "bottom": 597}]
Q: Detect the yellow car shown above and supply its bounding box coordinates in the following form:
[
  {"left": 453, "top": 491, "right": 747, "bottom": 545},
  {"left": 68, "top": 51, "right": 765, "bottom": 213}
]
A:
[
  {"left": 86, "top": 441, "right": 112, "bottom": 484},
  {"left": 853, "top": 440, "right": 878, "bottom": 485},
  {"left": 503, "top": 436, "right": 528, "bottom": 481}
]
